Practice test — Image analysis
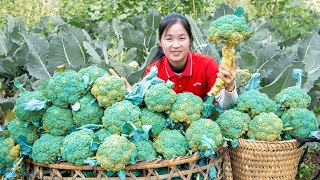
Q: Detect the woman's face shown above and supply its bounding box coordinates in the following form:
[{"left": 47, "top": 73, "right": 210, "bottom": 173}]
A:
[{"left": 160, "top": 21, "right": 191, "bottom": 67}]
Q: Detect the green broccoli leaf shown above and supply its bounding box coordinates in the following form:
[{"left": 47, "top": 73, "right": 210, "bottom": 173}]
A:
[
  {"left": 130, "top": 149, "right": 138, "bottom": 164},
  {"left": 117, "top": 170, "right": 126, "bottom": 180},
  {"left": 89, "top": 134, "right": 101, "bottom": 151},
  {"left": 245, "top": 73, "right": 261, "bottom": 91},
  {"left": 202, "top": 134, "right": 216, "bottom": 157},
  {"left": 209, "top": 166, "right": 217, "bottom": 180},
  {"left": 77, "top": 124, "right": 103, "bottom": 131},
  {"left": 13, "top": 81, "right": 26, "bottom": 92},
  {"left": 4, "top": 169, "right": 17, "bottom": 179},
  {"left": 310, "top": 131, "right": 320, "bottom": 140},
  {"left": 84, "top": 157, "right": 98, "bottom": 167},
  {"left": 16, "top": 135, "right": 33, "bottom": 158},
  {"left": 231, "top": 139, "right": 238, "bottom": 148},
  {"left": 292, "top": 69, "right": 303, "bottom": 88},
  {"left": 20, "top": 98, "right": 47, "bottom": 111}
]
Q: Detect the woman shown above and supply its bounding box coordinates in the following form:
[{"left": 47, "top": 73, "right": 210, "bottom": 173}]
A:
[{"left": 144, "top": 13, "right": 237, "bottom": 110}]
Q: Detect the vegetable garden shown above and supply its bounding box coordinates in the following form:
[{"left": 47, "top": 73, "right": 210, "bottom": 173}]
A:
[{"left": 0, "top": 0, "right": 320, "bottom": 179}]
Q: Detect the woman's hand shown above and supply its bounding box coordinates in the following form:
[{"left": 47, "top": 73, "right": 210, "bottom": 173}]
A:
[
  {"left": 109, "top": 69, "right": 133, "bottom": 90},
  {"left": 217, "top": 58, "right": 236, "bottom": 92}
]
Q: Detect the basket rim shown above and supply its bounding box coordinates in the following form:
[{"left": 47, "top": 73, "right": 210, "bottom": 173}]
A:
[{"left": 237, "top": 138, "right": 299, "bottom": 144}]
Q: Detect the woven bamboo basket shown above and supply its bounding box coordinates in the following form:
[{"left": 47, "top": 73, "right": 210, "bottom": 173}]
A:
[
  {"left": 228, "top": 138, "right": 303, "bottom": 180},
  {"left": 24, "top": 148, "right": 233, "bottom": 180}
]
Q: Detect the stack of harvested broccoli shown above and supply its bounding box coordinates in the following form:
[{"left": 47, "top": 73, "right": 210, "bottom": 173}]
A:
[{"left": 0, "top": 65, "right": 225, "bottom": 177}]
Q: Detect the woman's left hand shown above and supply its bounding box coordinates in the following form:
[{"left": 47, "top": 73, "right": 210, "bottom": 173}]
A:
[{"left": 217, "top": 57, "right": 236, "bottom": 92}]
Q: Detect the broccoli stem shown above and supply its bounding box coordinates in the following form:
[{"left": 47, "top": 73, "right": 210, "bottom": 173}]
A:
[{"left": 208, "top": 42, "right": 235, "bottom": 96}]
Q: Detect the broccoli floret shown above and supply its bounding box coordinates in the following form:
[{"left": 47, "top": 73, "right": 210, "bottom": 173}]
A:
[
  {"left": 94, "top": 128, "right": 111, "bottom": 143},
  {"left": 96, "top": 135, "right": 136, "bottom": 172},
  {"left": 134, "top": 140, "right": 157, "bottom": 161},
  {"left": 235, "top": 68, "right": 252, "bottom": 94},
  {"left": 185, "top": 118, "right": 223, "bottom": 151},
  {"left": 140, "top": 108, "right": 166, "bottom": 138},
  {"left": 72, "top": 94, "right": 104, "bottom": 126},
  {"left": 8, "top": 118, "right": 39, "bottom": 144},
  {"left": 78, "top": 65, "right": 107, "bottom": 84},
  {"left": 281, "top": 108, "right": 319, "bottom": 138},
  {"left": 236, "top": 91, "right": 277, "bottom": 117},
  {"left": 0, "top": 138, "right": 20, "bottom": 168},
  {"left": 91, "top": 74, "right": 126, "bottom": 108},
  {"left": 207, "top": 7, "right": 253, "bottom": 96},
  {"left": 14, "top": 91, "right": 47, "bottom": 123},
  {"left": 275, "top": 87, "right": 311, "bottom": 109},
  {"left": 169, "top": 92, "right": 204, "bottom": 125},
  {"left": 216, "top": 109, "right": 251, "bottom": 139},
  {"left": 144, "top": 82, "right": 177, "bottom": 113},
  {"left": 153, "top": 129, "right": 188, "bottom": 159},
  {"left": 61, "top": 129, "right": 95, "bottom": 166},
  {"left": 102, "top": 100, "right": 141, "bottom": 134},
  {"left": 42, "top": 105, "right": 74, "bottom": 136},
  {"left": 46, "top": 70, "right": 88, "bottom": 107},
  {"left": 32, "top": 134, "right": 64, "bottom": 164},
  {"left": 247, "top": 112, "right": 283, "bottom": 141}
]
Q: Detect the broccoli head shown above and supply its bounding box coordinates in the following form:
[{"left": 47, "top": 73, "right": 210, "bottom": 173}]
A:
[
  {"left": 94, "top": 128, "right": 111, "bottom": 143},
  {"left": 61, "top": 129, "right": 95, "bottom": 166},
  {"left": 32, "top": 134, "right": 64, "bottom": 164},
  {"left": 0, "top": 138, "right": 20, "bottom": 168},
  {"left": 185, "top": 118, "right": 223, "bottom": 151},
  {"left": 78, "top": 65, "right": 106, "bottom": 84},
  {"left": 46, "top": 70, "right": 88, "bottom": 107},
  {"left": 169, "top": 92, "right": 204, "bottom": 125},
  {"left": 72, "top": 94, "right": 104, "bottom": 126},
  {"left": 236, "top": 91, "right": 277, "bottom": 117},
  {"left": 281, "top": 108, "right": 319, "bottom": 138},
  {"left": 275, "top": 87, "right": 311, "bottom": 109},
  {"left": 91, "top": 74, "right": 126, "bottom": 108},
  {"left": 102, "top": 100, "right": 141, "bottom": 134},
  {"left": 153, "top": 129, "right": 188, "bottom": 159},
  {"left": 8, "top": 118, "right": 39, "bottom": 144},
  {"left": 144, "top": 82, "right": 177, "bottom": 113},
  {"left": 14, "top": 90, "right": 47, "bottom": 123},
  {"left": 216, "top": 109, "right": 251, "bottom": 139},
  {"left": 96, "top": 135, "right": 136, "bottom": 172},
  {"left": 140, "top": 108, "right": 166, "bottom": 138},
  {"left": 42, "top": 105, "right": 74, "bottom": 136},
  {"left": 247, "top": 112, "right": 283, "bottom": 141},
  {"left": 134, "top": 140, "right": 157, "bottom": 161}
]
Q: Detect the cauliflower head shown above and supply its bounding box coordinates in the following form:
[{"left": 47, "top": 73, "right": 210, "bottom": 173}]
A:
[
  {"left": 102, "top": 100, "right": 141, "bottom": 134},
  {"left": 247, "top": 112, "right": 283, "bottom": 141},
  {"left": 144, "top": 83, "right": 177, "bottom": 113},
  {"left": 169, "top": 92, "right": 204, "bottom": 125},
  {"left": 0, "top": 138, "right": 20, "bottom": 168},
  {"left": 72, "top": 94, "right": 104, "bottom": 126},
  {"left": 96, "top": 135, "right": 136, "bottom": 172},
  {"left": 236, "top": 91, "right": 277, "bottom": 117},
  {"left": 275, "top": 87, "right": 311, "bottom": 109},
  {"left": 134, "top": 140, "right": 157, "bottom": 161},
  {"left": 61, "top": 129, "right": 95, "bottom": 166},
  {"left": 216, "top": 109, "right": 251, "bottom": 139},
  {"left": 140, "top": 108, "right": 166, "bottom": 138},
  {"left": 32, "top": 134, "right": 64, "bottom": 164},
  {"left": 91, "top": 74, "right": 126, "bottom": 108},
  {"left": 153, "top": 129, "right": 188, "bottom": 159},
  {"left": 78, "top": 65, "right": 106, "bottom": 84},
  {"left": 8, "top": 118, "right": 39, "bottom": 144},
  {"left": 14, "top": 90, "right": 47, "bottom": 123},
  {"left": 42, "top": 105, "right": 74, "bottom": 136},
  {"left": 46, "top": 70, "right": 88, "bottom": 107},
  {"left": 281, "top": 108, "right": 319, "bottom": 138},
  {"left": 185, "top": 118, "right": 223, "bottom": 151}
]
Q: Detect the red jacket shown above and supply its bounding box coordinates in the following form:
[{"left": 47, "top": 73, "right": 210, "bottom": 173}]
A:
[{"left": 145, "top": 52, "right": 219, "bottom": 99}]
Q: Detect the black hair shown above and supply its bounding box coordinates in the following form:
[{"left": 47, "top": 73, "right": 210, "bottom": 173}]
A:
[{"left": 150, "top": 13, "right": 193, "bottom": 64}]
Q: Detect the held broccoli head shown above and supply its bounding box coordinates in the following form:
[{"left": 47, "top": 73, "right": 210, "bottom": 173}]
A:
[
  {"left": 14, "top": 90, "right": 47, "bottom": 123},
  {"left": 0, "top": 138, "right": 20, "bottom": 168},
  {"left": 8, "top": 118, "right": 39, "bottom": 144},
  {"left": 140, "top": 108, "right": 166, "bottom": 138},
  {"left": 32, "top": 134, "right": 64, "bottom": 164},
  {"left": 275, "top": 87, "right": 311, "bottom": 109},
  {"left": 236, "top": 91, "right": 277, "bottom": 117},
  {"left": 247, "top": 112, "right": 283, "bottom": 141},
  {"left": 42, "top": 105, "right": 74, "bottom": 136},
  {"left": 216, "top": 109, "right": 251, "bottom": 139},
  {"left": 185, "top": 118, "right": 223, "bottom": 152},
  {"left": 144, "top": 83, "right": 177, "bottom": 113},
  {"left": 78, "top": 65, "right": 107, "bottom": 84},
  {"left": 281, "top": 108, "right": 319, "bottom": 138},
  {"left": 169, "top": 92, "right": 204, "bottom": 125},
  {"left": 96, "top": 135, "right": 136, "bottom": 172},
  {"left": 72, "top": 93, "right": 104, "bottom": 126},
  {"left": 46, "top": 70, "right": 88, "bottom": 107},
  {"left": 61, "top": 129, "right": 95, "bottom": 166},
  {"left": 102, "top": 100, "right": 141, "bottom": 134},
  {"left": 134, "top": 140, "right": 157, "bottom": 161},
  {"left": 153, "top": 129, "right": 188, "bottom": 159},
  {"left": 91, "top": 74, "right": 126, "bottom": 108}
]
